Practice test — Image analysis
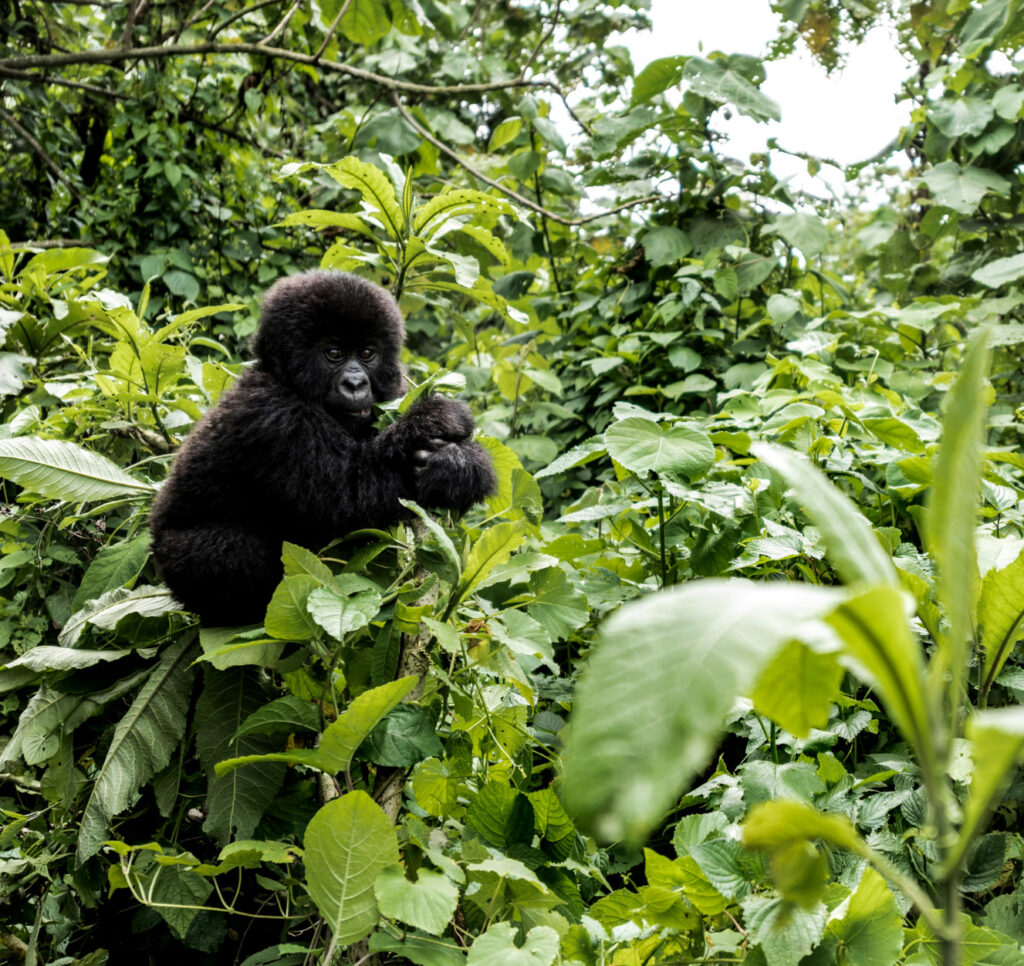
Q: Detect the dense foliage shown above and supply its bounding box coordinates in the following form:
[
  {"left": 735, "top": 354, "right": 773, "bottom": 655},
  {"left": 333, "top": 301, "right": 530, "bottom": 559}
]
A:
[{"left": 4, "top": 1, "right": 1024, "bottom": 964}]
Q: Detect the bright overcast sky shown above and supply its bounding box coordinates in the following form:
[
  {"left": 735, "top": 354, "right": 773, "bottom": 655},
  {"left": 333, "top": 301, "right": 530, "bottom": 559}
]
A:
[{"left": 619, "top": 0, "right": 913, "bottom": 197}]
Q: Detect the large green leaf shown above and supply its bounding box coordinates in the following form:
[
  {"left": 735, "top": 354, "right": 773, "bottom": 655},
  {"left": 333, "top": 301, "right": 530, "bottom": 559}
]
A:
[
  {"left": 978, "top": 537, "right": 1024, "bottom": 686},
  {"left": 0, "top": 437, "right": 155, "bottom": 501},
  {"left": 920, "top": 162, "right": 1010, "bottom": 214},
  {"left": 926, "top": 329, "right": 990, "bottom": 701},
  {"left": 77, "top": 635, "right": 196, "bottom": 862},
  {"left": 751, "top": 640, "right": 843, "bottom": 737},
  {"left": 562, "top": 580, "right": 843, "bottom": 842},
  {"left": 374, "top": 866, "right": 459, "bottom": 936},
  {"left": 972, "top": 253, "right": 1024, "bottom": 289},
  {"left": 605, "top": 418, "right": 714, "bottom": 479},
  {"left": 304, "top": 791, "right": 399, "bottom": 947},
  {"left": 950, "top": 707, "right": 1024, "bottom": 875},
  {"left": 467, "top": 922, "right": 559, "bottom": 966},
  {"left": 318, "top": 676, "right": 418, "bottom": 773},
  {"left": 683, "top": 56, "right": 780, "bottom": 121},
  {"left": 753, "top": 444, "right": 897, "bottom": 588},
  {"left": 325, "top": 156, "right": 404, "bottom": 239},
  {"left": 826, "top": 868, "right": 904, "bottom": 966},
  {"left": 195, "top": 667, "right": 286, "bottom": 846},
  {"left": 59, "top": 586, "right": 178, "bottom": 647},
  {"left": 455, "top": 522, "right": 527, "bottom": 603},
  {"left": 826, "top": 586, "right": 934, "bottom": 778}
]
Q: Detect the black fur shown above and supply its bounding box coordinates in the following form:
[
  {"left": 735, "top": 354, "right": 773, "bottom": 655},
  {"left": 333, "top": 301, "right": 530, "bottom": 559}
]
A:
[{"left": 149, "top": 271, "right": 496, "bottom": 626}]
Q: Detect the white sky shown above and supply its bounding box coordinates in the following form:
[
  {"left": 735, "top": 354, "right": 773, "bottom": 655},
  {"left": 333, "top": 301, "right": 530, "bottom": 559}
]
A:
[{"left": 619, "top": 0, "right": 913, "bottom": 197}]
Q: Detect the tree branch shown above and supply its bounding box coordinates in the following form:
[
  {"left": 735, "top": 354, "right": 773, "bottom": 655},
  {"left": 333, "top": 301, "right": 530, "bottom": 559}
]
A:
[
  {"left": 392, "top": 94, "right": 660, "bottom": 226},
  {"left": 0, "top": 41, "right": 551, "bottom": 96},
  {"left": 0, "top": 105, "right": 85, "bottom": 202}
]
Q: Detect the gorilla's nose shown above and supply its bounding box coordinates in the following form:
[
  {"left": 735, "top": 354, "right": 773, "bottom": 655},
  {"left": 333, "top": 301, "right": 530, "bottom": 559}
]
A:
[{"left": 341, "top": 371, "right": 368, "bottom": 392}]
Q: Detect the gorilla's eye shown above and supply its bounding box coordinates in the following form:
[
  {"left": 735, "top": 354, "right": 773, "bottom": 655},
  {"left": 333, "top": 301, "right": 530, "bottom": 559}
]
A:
[
  {"left": 324, "top": 346, "right": 345, "bottom": 363},
  {"left": 358, "top": 347, "right": 376, "bottom": 361}
]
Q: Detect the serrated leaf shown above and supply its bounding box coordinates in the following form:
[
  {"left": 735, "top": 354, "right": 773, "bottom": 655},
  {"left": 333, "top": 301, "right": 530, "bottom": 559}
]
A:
[
  {"left": 317, "top": 676, "right": 418, "bottom": 773},
  {"left": 304, "top": 791, "right": 399, "bottom": 946},
  {"left": 606, "top": 418, "right": 714, "bottom": 479},
  {"left": 77, "top": 635, "right": 196, "bottom": 862},
  {"left": 231, "top": 695, "right": 321, "bottom": 741},
  {"left": 0, "top": 437, "right": 155, "bottom": 501},
  {"left": 743, "top": 894, "right": 827, "bottom": 966},
  {"left": 307, "top": 582, "right": 382, "bottom": 641},
  {"left": 456, "top": 522, "right": 527, "bottom": 603},
  {"left": 60, "top": 586, "right": 179, "bottom": 647},
  {"left": 642, "top": 226, "right": 692, "bottom": 267},
  {"left": 196, "top": 667, "right": 286, "bottom": 846},
  {"left": 413, "top": 188, "right": 514, "bottom": 237},
  {"left": 2, "top": 646, "right": 131, "bottom": 672},
  {"left": 359, "top": 703, "right": 443, "bottom": 767},
  {"left": 535, "top": 437, "right": 606, "bottom": 480},
  {"left": 563, "top": 580, "right": 843, "bottom": 842},
  {"left": 466, "top": 782, "right": 534, "bottom": 849},
  {"left": 374, "top": 866, "right": 459, "bottom": 936},
  {"left": 265, "top": 575, "right": 321, "bottom": 640},
  {"left": 73, "top": 534, "right": 151, "bottom": 610}
]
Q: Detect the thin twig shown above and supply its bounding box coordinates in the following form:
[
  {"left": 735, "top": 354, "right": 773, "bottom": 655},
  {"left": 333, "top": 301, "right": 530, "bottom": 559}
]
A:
[
  {"left": 313, "top": 0, "right": 353, "bottom": 61},
  {"left": 0, "top": 105, "right": 85, "bottom": 202},
  {"left": 259, "top": 0, "right": 301, "bottom": 46},
  {"left": 0, "top": 66, "right": 130, "bottom": 98},
  {"left": 392, "top": 94, "right": 660, "bottom": 226},
  {"left": 522, "top": 0, "right": 562, "bottom": 75},
  {"left": 207, "top": 0, "right": 286, "bottom": 41}
]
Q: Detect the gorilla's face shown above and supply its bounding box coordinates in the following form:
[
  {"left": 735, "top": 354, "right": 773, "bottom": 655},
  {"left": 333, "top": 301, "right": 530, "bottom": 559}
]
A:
[
  {"left": 251, "top": 271, "right": 407, "bottom": 418},
  {"left": 320, "top": 339, "right": 381, "bottom": 417}
]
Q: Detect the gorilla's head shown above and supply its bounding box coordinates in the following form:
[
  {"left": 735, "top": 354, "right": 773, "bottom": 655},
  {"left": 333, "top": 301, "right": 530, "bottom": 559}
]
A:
[{"left": 252, "top": 271, "right": 406, "bottom": 418}]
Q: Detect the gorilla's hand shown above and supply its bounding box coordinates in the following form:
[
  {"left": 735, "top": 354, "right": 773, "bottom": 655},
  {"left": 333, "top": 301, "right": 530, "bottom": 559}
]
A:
[
  {"left": 402, "top": 396, "right": 475, "bottom": 447},
  {"left": 415, "top": 438, "right": 497, "bottom": 513}
]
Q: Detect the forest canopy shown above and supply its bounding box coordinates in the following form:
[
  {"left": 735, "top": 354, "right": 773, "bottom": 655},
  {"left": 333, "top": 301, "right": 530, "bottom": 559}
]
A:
[{"left": 3, "top": 2, "right": 1024, "bottom": 965}]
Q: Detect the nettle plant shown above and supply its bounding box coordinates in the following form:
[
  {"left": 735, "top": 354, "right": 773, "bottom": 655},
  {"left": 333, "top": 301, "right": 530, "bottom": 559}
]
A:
[{"left": 565, "top": 330, "right": 1024, "bottom": 966}]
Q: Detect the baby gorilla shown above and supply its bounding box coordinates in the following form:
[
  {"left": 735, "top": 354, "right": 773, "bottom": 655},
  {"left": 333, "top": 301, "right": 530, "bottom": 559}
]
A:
[{"left": 149, "top": 270, "right": 496, "bottom": 626}]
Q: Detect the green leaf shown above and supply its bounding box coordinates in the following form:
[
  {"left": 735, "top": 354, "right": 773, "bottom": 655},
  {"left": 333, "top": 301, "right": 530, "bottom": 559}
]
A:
[
  {"left": 467, "top": 922, "right": 559, "bottom": 966},
  {"left": 827, "top": 866, "right": 903, "bottom": 966},
  {"left": 325, "top": 156, "right": 404, "bottom": 239},
  {"left": 304, "top": 791, "right": 399, "bottom": 946},
  {"left": 374, "top": 866, "right": 459, "bottom": 936},
  {"left": 535, "top": 437, "right": 606, "bottom": 480},
  {"left": 338, "top": 0, "right": 391, "bottom": 45},
  {"left": 972, "top": 253, "right": 1024, "bottom": 289},
  {"left": 951, "top": 707, "right": 1024, "bottom": 875},
  {"left": 743, "top": 800, "right": 866, "bottom": 855},
  {"left": 753, "top": 444, "right": 897, "bottom": 588},
  {"left": 632, "top": 56, "right": 687, "bottom": 105},
  {"left": 751, "top": 640, "right": 843, "bottom": 737},
  {"left": 231, "top": 695, "right": 321, "bottom": 741},
  {"left": 401, "top": 498, "right": 461, "bottom": 579},
  {"left": 562, "top": 580, "right": 843, "bottom": 842},
  {"left": 455, "top": 522, "right": 527, "bottom": 603},
  {"left": 265, "top": 575, "right": 321, "bottom": 640},
  {"left": 926, "top": 329, "right": 990, "bottom": 694},
  {"left": 317, "top": 676, "right": 418, "bottom": 773},
  {"left": 772, "top": 212, "right": 828, "bottom": 258},
  {"left": 826, "top": 586, "right": 933, "bottom": 778},
  {"left": 489, "top": 117, "right": 523, "bottom": 150},
  {"left": 0, "top": 437, "right": 155, "bottom": 501},
  {"left": 359, "top": 703, "right": 443, "bottom": 766},
  {"left": 605, "top": 418, "right": 714, "bottom": 479},
  {"left": 307, "top": 581, "right": 383, "bottom": 641},
  {"left": 742, "top": 894, "right": 827, "bottom": 966},
  {"left": 466, "top": 782, "right": 534, "bottom": 849},
  {"left": 683, "top": 56, "right": 780, "bottom": 121},
  {"left": 59, "top": 586, "right": 179, "bottom": 647},
  {"left": 931, "top": 97, "right": 994, "bottom": 137},
  {"left": 2, "top": 646, "right": 131, "bottom": 672},
  {"left": 641, "top": 226, "right": 692, "bottom": 267},
  {"left": 77, "top": 635, "right": 196, "bottom": 862},
  {"left": 73, "top": 534, "right": 151, "bottom": 610},
  {"left": 196, "top": 667, "right": 286, "bottom": 846},
  {"left": 413, "top": 188, "right": 514, "bottom": 237},
  {"left": 369, "top": 931, "right": 466, "bottom": 966},
  {"left": 920, "top": 162, "right": 1010, "bottom": 215}
]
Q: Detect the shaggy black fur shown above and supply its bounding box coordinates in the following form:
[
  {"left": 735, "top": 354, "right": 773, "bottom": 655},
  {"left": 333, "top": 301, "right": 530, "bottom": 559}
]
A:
[{"left": 149, "top": 270, "right": 496, "bottom": 626}]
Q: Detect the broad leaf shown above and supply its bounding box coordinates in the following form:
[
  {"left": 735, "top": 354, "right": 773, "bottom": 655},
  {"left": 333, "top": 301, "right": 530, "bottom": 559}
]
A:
[
  {"left": 753, "top": 444, "right": 897, "bottom": 588},
  {"left": 920, "top": 162, "right": 1010, "bottom": 214},
  {"left": 77, "top": 635, "right": 196, "bottom": 862},
  {"left": 605, "top": 418, "right": 714, "bottom": 479},
  {"left": 826, "top": 868, "right": 904, "bottom": 966},
  {"left": 374, "top": 866, "right": 459, "bottom": 936},
  {"left": 751, "top": 640, "right": 843, "bottom": 737},
  {"left": 683, "top": 56, "right": 780, "bottom": 121},
  {"left": 467, "top": 922, "right": 559, "bottom": 966},
  {"left": 304, "top": 791, "right": 399, "bottom": 946},
  {"left": 562, "top": 580, "right": 844, "bottom": 842},
  {"left": 0, "top": 437, "right": 155, "bottom": 501}
]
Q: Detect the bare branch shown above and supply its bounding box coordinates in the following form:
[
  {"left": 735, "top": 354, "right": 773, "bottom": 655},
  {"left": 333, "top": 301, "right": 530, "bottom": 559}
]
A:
[
  {"left": 392, "top": 95, "right": 659, "bottom": 227},
  {"left": 0, "top": 105, "right": 85, "bottom": 203}
]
